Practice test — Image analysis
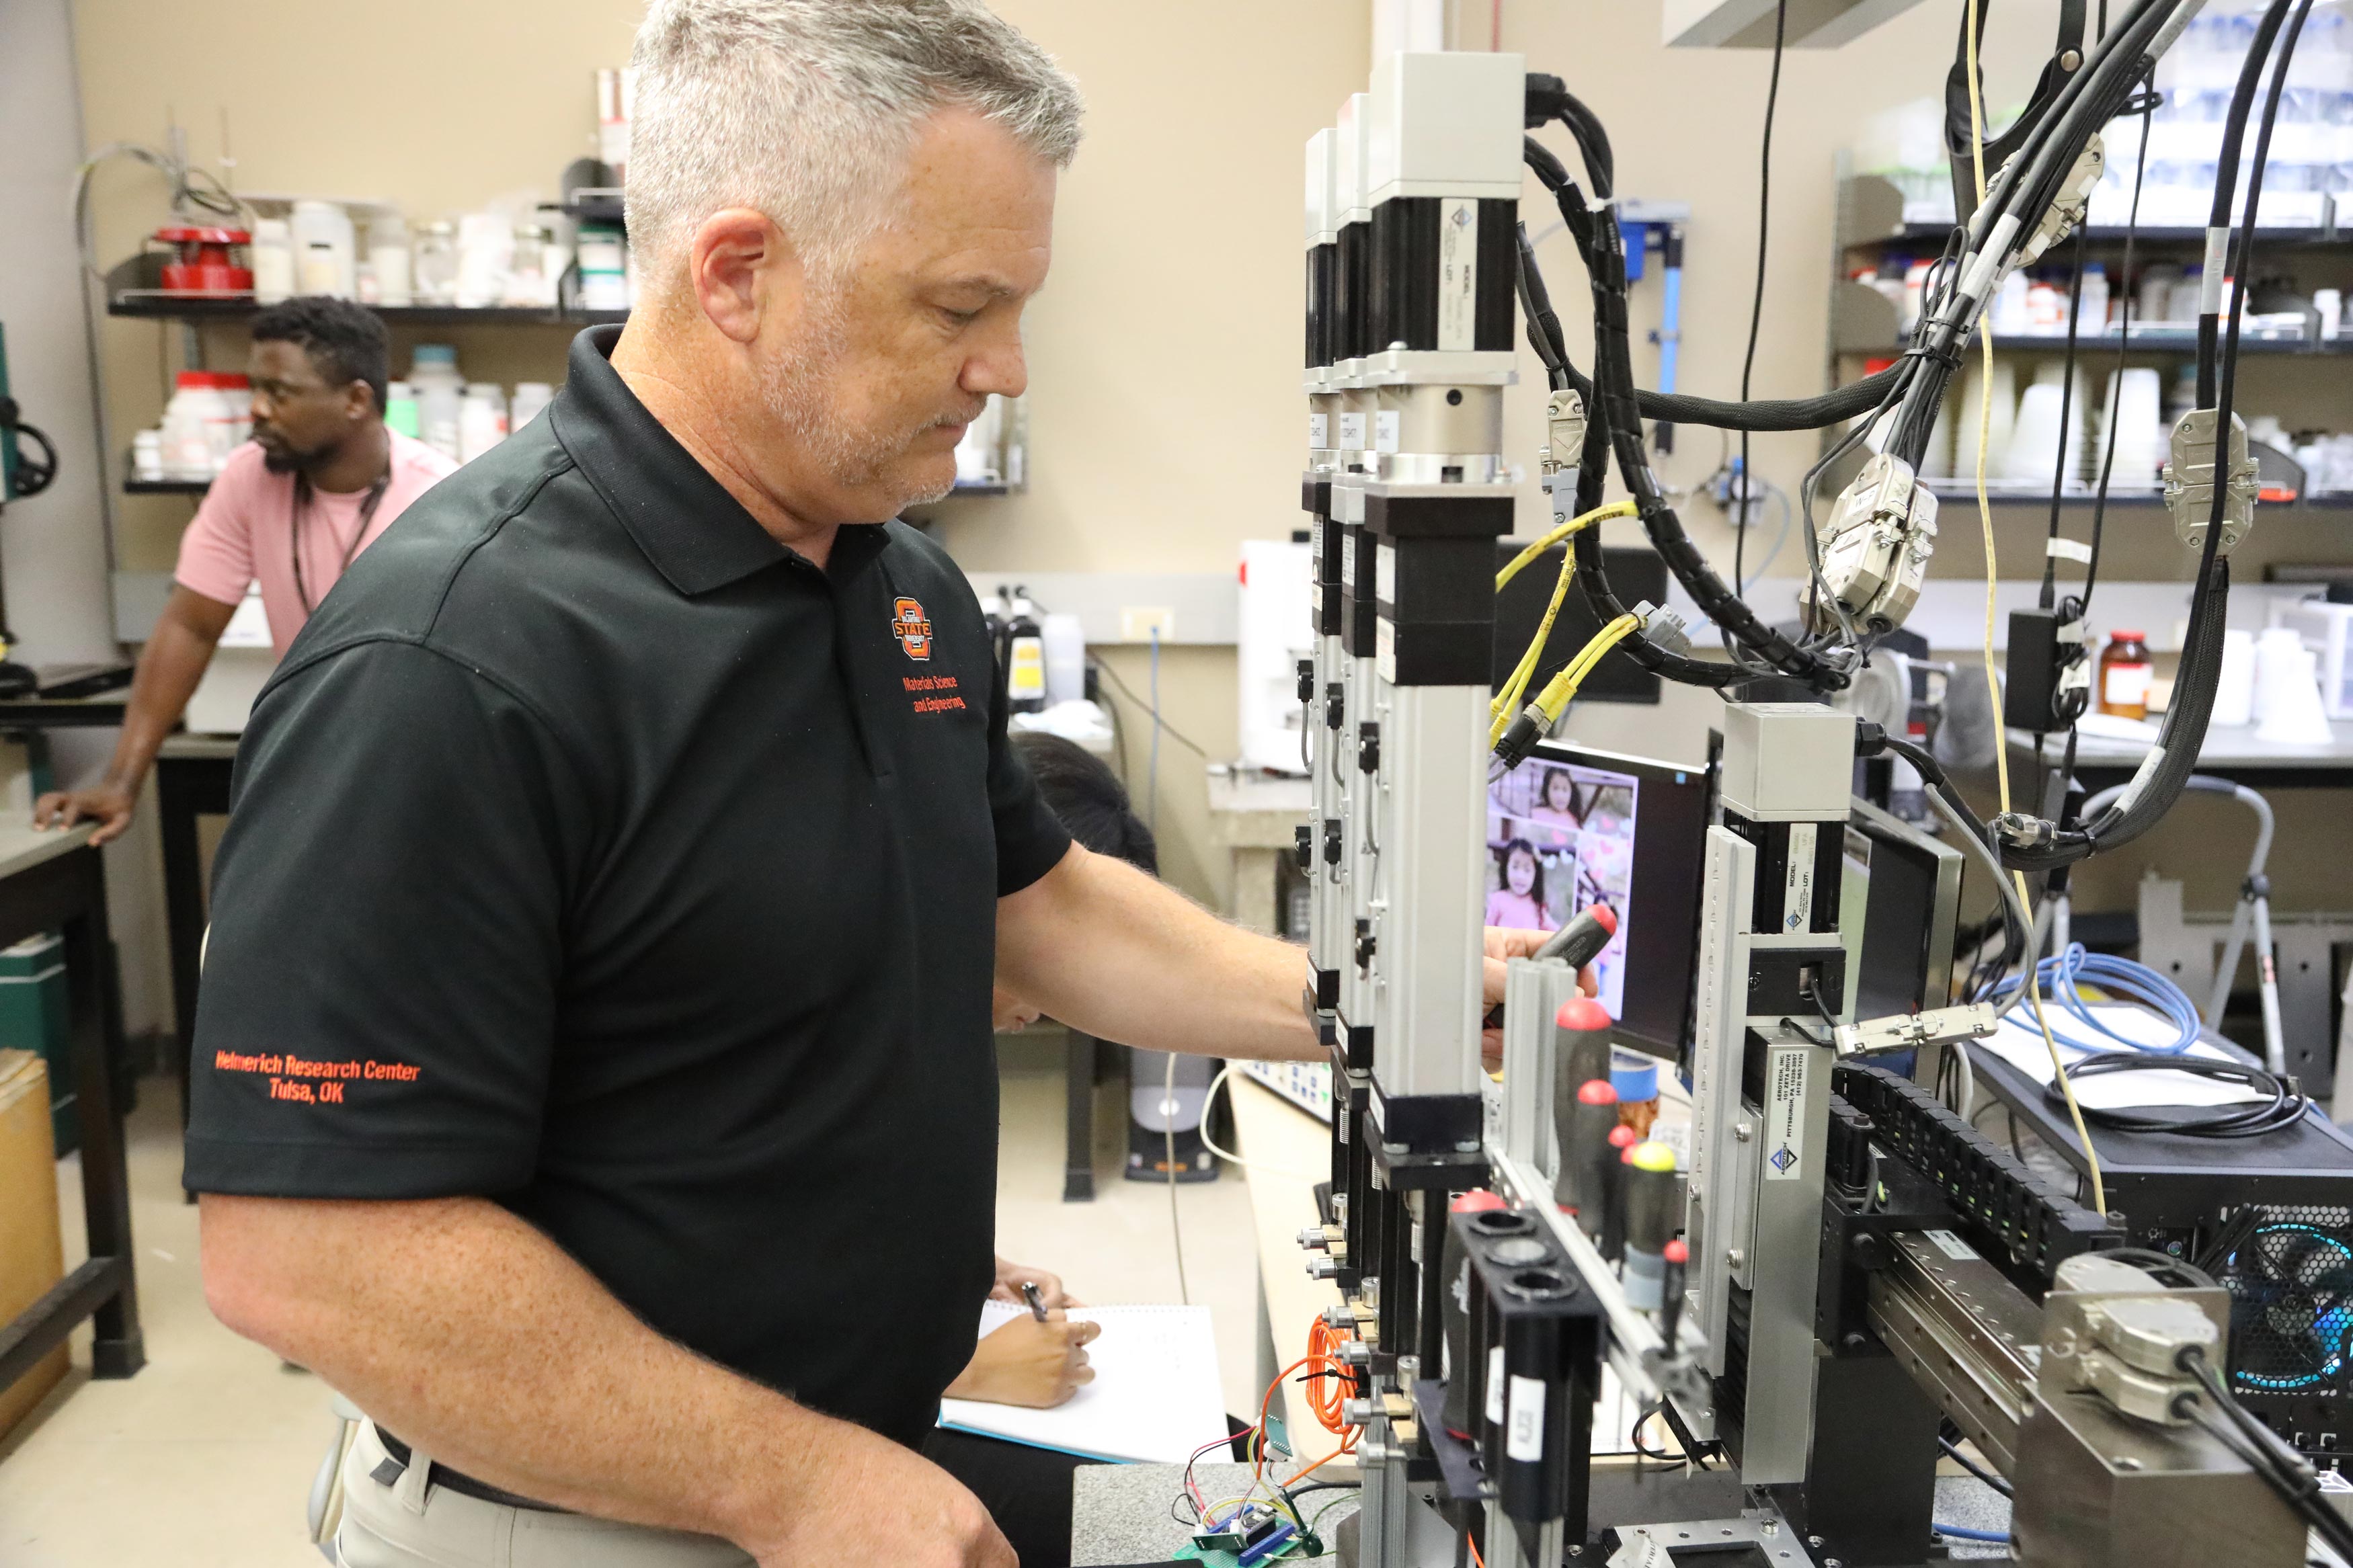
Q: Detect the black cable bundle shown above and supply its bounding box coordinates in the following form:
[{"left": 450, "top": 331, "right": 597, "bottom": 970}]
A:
[
  {"left": 2005, "top": 0, "right": 2315, "bottom": 873},
  {"left": 2049, "top": 1051, "right": 2313, "bottom": 1139}
]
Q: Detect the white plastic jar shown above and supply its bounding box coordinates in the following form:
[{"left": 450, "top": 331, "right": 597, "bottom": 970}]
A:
[
  {"left": 458, "top": 383, "right": 508, "bottom": 463},
  {"left": 369, "top": 215, "right": 413, "bottom": 307},
  {"left": 250, "top": 218, "right": 295, "bottom": 304},
  {"left": 161, "top": 372, "right": 216, "bottom": 480},
  {"left": 290, "top": 201, "right": 357, "bottom": 298}
]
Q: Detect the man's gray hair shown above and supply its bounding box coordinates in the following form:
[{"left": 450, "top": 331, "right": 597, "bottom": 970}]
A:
[{"left": 626, "top": 0, "right": 1083, "bottom": 286}]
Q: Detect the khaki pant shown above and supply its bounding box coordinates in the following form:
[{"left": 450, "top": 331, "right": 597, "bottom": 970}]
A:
[{"left": 335, "top": 1420, "right": 755, "bottom": 1568}]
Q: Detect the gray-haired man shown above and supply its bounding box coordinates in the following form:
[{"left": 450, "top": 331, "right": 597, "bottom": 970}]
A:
[
  {"left": 188, "top": 3, "right": 1538, "bottom": 1564},
  {"left": 184, "top": 5, "right": 1316, "bottom": 1567}
]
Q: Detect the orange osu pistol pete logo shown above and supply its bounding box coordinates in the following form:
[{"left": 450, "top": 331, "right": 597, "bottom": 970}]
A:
[{"left": 891, "top": 597, "right": 932, "bottom": 661}]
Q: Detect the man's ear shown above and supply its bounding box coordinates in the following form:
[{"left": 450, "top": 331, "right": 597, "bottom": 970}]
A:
[
  {"left": 690, "top": 207, "right": 802, "bottom": 346},
  {"left": 347, "top": 382, "right": 376, "bottom": 426}
]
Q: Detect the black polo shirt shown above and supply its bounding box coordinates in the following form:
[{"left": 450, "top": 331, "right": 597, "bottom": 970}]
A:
[{"left": 185, "top": 325, "right": 1072, "bottom": 1448}]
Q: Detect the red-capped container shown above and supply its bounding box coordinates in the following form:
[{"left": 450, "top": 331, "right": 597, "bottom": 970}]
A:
[{"left": 155, "top": 226, "right": 254, "bottom": 296}]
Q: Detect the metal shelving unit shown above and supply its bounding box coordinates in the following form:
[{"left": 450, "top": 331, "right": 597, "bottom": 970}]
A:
[
  {"left": 109, "top": 294, "right": 600, "bottom": 328},
  {"left": 1826, "top": 170, "right": 2353, "bottom": 508}
]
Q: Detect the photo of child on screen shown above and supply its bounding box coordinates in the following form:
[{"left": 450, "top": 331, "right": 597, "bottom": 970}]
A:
[
  {"left": 1529, "top": 766, "right": 1582, "bottom": 833},
  {"left": 1488, "top": 759, "right": 1642, "bottom": 1018},
  {"left": 1484, "top": 838, "right": 1556, "bottom": 931}
]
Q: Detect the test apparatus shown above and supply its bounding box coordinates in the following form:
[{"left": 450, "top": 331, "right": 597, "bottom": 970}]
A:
[{"left": 1287, "top": 5, "right": 2348, "bottom": 1565}]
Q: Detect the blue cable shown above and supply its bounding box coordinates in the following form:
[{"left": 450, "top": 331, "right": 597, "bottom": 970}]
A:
[
  {"left": 1977, "top": 942, "right": 2201, "bottom": 1057},
  {"left": 1935, "top": 1523, "right": 2010, "bottom": 1542}
]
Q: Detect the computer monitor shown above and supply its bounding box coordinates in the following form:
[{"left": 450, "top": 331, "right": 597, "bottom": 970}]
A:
[
  {"left": 1841, "top": 798, "right": 1965, "bottom": 1021},
  {"left": 1484, "top": 740, "right": 1714, "bottom": 1059}
]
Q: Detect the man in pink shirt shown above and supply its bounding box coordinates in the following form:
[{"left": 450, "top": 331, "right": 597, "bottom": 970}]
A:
[{"left": 34, "top": 297, "right": 454, "bottom": 843}]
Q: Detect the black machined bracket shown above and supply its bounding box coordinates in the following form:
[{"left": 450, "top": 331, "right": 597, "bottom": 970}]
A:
[
  {"left": 1369, "top": 1087, "right": 1482, "bottom": 1154},
  {"left": 1364, "top": 487, "right": 1516, "bottom": 542},
  {"left": 1833, "top": 1062, "right": 2123, "bottom": 1285},
  {"left": 1747, "top": 944, "right": 1847, "bottom": 1017},
  {"left": 1451, "top": 1207, "right": 1605, "bottom": 1533}
]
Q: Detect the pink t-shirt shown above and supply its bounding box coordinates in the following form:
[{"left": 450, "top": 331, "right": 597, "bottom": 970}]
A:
[{"left": 173, "top": 431, "right": 456, "bottom": 657}]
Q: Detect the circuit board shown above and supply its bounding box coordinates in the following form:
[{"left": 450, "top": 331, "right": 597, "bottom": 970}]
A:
[{"left": 1172, "top": 1532, "right": 1325, "bottom": 1566}]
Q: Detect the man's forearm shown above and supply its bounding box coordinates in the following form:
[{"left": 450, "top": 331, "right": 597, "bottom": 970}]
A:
[
  {"left": 997, "top": 845, "right": 1320, "bottom": 1061},
  {"left": 200, "top": 1193, "right": 833, "bottom": 1548},
  {"left": 107, "top": 602, "right": 226, "bottom": 788}
]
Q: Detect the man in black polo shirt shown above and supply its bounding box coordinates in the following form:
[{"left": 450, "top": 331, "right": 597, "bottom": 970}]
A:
[{"left": 188, "top": 5, "right": 1536, "bottom": 1567}]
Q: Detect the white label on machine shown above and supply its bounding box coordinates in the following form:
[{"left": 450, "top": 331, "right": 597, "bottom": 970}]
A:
[
  {"left": 1437, "top": 198, "right": 1480, "bottom": 352},
  {"left": 1341, "top": 530, "right": 1358, "bottom": 588},
  {"left": 1376, "top": 543, "right": 1396, "bottom": 606},
  {"left": 1608, "top": 1535, "right": 1675, "bottom": 1568},
  {"left": 1309, "top": 412, "right": 1330, "bottom": 450},
  {"left": 1375, "top": 409, "right": 1402, "bottom": 454},
  {"left": 1506, "top": 1374, "right": 1547, "bottom": 1461},
  {"left": 1763, "top": 1047, "right": 1808, "bottom": 1181},
  {"left": 1338, "top": 411, "right": 1369, "bottom": 450},
  {"left": 1375, "top": 618, "right": 1396, "bottom": 684},
  {"left": 1781, "top": 823, "right": 1816, "bottom": 933},
  {"left": 1485, "top": 1346, "right": 1506, "bottom": 1425},
  {"left": 1924, "top": 1228, "right": 1979, "bottom": 1262}
]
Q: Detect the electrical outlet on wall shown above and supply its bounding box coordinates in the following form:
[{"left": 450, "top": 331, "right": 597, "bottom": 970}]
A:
[{"left": 1119, "top": 606, "right": 1175, "bottom": 642}]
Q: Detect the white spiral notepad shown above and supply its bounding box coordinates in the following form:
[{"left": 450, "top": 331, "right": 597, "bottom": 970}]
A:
[{"left": 934, "top": 1301, "right": 1230, "bottom": 1464}]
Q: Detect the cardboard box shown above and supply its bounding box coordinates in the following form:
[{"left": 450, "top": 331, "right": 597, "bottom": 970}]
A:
[{"left": 0, "top": 1047, "right": 69, "bottom": 1440}]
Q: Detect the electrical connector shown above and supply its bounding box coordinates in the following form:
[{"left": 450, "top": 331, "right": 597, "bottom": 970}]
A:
[
  {"left": 1993, "top": 811, "right": 2059, "bottom": 850},
  {"left": 2011, "top": 133, "right": 2106, "bottom": 270},
  {"left": 1812, "top": 453, "right": 1938, "bottom": 634},
  {"left": 1523, "top": 73, "right": 1570, "bottom": 129},
  {"left": 2163, "top": 407, "right": 2260, "bottom": 554},
  {"left": 1632, "top": 600, "right": 1691, "bottom": 658},
  {"left": 1539, "top": 389, "right": 1587, "bottom": 481}
]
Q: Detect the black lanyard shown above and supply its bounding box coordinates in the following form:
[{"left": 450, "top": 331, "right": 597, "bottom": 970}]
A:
[{"left": 291, "top": 468, "right": 391, "bottom": 614}]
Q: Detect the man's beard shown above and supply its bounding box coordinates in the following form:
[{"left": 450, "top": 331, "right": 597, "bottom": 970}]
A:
[
  {"left": 756, "top": 308, "right": 965, "bottom": 515},
  {"left": 260, "top": 436, "right": 332, "bottom": 477}
]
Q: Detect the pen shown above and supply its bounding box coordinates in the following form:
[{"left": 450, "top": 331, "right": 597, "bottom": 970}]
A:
[{"left": 1021, "top": 1281, "right": 1048, "bottom": 1321}]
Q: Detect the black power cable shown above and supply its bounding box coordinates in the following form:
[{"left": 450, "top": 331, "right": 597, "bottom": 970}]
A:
[
  {"left": 2079, "top": 72, "right": 2161, "bottom": 622},
  {"left": 1733, "top": 0, "right": 1790, "bottom": 602},
  {"left": 2051, "top": 1050, "right": 2313, "bottom": 1138}
]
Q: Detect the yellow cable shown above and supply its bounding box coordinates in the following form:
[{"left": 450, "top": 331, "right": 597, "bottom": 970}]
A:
[
  {"left": 1490, "top": 501, "right": 1637, "bottom": 724},
  {"left": 1962, "top": 0, "right": 2106, "bottom": 1214},
  {"left": 1494, "top": 546, "right": 1579, "bottom": 721},
  {"left": 1496, "top": 500, "right": 1637, "bottom": 591},
  {"left": 1493, "top": 613, "right": 1639, "bottom": 748}
]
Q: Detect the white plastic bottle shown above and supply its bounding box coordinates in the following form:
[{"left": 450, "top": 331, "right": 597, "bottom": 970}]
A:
[
  {"left": 510, "top": 382, "right": 555, "bottom": 430},
  {"left": 250, "top": 218, "right": 295, "bottom": 304},
  {"left": 409, "top": 344, "right": 465, "bottom": 461},
  {"left": 458, "top": 384, "right": 509, "bottom": 463},
  {"left": 369, "top": 215, "right": 413, "bottom": 307},
  {"left": 161, "top": 372, "right": 216, "bottom": 480},
  {"left": 290, "top": 201, "right": 356, "bottom": 298},
  {"left": 2076, "top": 263, "right": 2110, "bottom": 335},
  {"left": 206, "top": 373, "right": 252, "bottom": 470},
  {"left": 1041, "top": 613, "right": 1086, "bottom": 706}
]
